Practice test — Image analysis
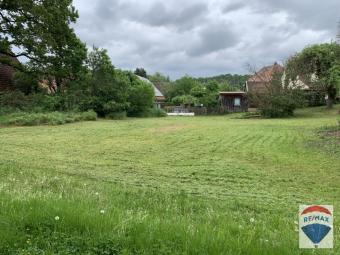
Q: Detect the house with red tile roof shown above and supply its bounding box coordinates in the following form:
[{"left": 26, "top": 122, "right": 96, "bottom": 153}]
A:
[{"left": 245, "top": 63, "right": 285, "bottom": 94}]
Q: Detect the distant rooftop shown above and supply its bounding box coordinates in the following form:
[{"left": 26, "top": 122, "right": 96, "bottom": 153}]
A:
[
  {"left": 136, "top": 75, "right": 164, "bottom": 97},
  {"left": 248, "top": 63, "right": 284, "bottom": 83}
]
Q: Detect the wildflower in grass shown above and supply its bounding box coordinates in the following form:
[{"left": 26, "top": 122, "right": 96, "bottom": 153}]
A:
[
  {"left": 250, "top": 217, "right": 255, "bottom": 223},
  {"left": 100, "top": 209, "right": 105, "bottom": 214},
  {"left": 55, "top": 216, "right": 60, "bottom": 221},
  {"left": 95, "top": 192, "right": 99, "bottom": 196}
]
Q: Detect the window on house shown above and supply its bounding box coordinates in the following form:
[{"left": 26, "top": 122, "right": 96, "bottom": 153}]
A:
[{"left": 234, "top": 97, "right": 241, "bottom": 107}]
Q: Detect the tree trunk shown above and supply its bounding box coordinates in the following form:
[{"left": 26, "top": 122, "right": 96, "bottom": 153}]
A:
[{"left": 56, "top": 77, "right": 62, "bottom": 88}]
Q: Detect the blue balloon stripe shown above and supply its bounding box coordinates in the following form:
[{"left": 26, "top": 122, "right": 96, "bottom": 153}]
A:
[{"left": 302, "top": 224, "right": 331, "bottom": 244}]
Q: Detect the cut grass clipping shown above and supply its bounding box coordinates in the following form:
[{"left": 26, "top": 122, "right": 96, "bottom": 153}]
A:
[
  {"left": 0, "top": 106, "right": 339, "bottom": 254},
  {"left": 0, "top": 110, "right": 97, "bottom": 126}
]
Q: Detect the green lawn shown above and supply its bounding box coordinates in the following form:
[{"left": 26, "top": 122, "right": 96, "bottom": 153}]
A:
[{"left": 0, "top": 106, "right": 339, "bottom": 254}]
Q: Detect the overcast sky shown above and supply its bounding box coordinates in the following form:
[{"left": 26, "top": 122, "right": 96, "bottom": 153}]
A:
[{"left": 73, "top": 0, "right": 339, "bottom": 79}]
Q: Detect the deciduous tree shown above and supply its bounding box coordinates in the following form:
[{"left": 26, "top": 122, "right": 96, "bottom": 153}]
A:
[
  {"left": 134, "top": 67, "right": 147, "bottom": 78},
  {"left": 285, "top": 43, "right": 340, "bottom": 108},
  {"left": 0, "top": 0, "right": 87, "bottom": 85}
]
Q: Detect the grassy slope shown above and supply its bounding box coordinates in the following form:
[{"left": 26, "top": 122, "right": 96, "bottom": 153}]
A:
[{"left": 0, "top": 106, "right": 339, "bottom": 254}]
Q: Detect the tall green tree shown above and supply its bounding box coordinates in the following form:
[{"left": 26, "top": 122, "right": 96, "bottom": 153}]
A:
[
  {"left": 85, "top": 47, "right": 129, "bottom": 116},
  {"left": 83, "top": 48, "right": 154, "bottom": 117},
  {"left": 134, "top": 67, "right": 147, "bottom": 78},
  {"left": 169, "top": 76, "right": 199, "bottom": 98},
  {"left": 0, "top": 0, "right": 87, "bottom": 85},
  {"left": 127, "top": 73, "right": 154, "bottom": 117},
  {"left": 285, "top": 43, "right": 340, "bottom": 108}
]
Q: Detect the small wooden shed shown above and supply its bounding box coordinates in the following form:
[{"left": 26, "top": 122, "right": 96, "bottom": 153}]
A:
[{"left": 219, "top": 91, "right": 248, "bottom": 112}]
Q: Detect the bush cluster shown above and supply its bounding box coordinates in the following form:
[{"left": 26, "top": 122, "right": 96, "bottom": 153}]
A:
[
  {"left": 249, "top": 73, "right": 305, "bottom": 118},
  {"left": 144, "top": 108, "right": 167, "bottom": 118},
  {"left": 1, "top": 111, "right": 97, "bottom": 126},
  {"left": 0, "top": 91, "right": 61, "bottom": 113},
  {"left": 258, "top": 93, "right": 303, "bottom": 118}
]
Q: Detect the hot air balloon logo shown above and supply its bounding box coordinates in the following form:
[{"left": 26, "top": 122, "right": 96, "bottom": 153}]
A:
[{"left": 299, "top": 205, "right": 333, "bottom": 249}]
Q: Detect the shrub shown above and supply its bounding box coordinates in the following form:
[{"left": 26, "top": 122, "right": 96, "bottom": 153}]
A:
[
  {"left": 250, "top": 72, "right": 305, "bottom": 118},
  {"left": 80, "top": 110, "right": 97, "bottom": 121},
  {"left": 171, "top": 95, "right": 198, "bottom": 106},
  {"left": 145, "top": 108, "right": 167, "bottom": 118},
  {"left": 13, "top": 71, "right": 40, "bottom": 94},
  {"left": 0, "top": 91, "right": 28, "bottom": 110},
  {"left": 0, "top": 111, "right": 97, "bottom": 126},
  {"left": 259, "top": 93, "right": 302, "bottom": 118},
  {"left": 305, "top": 90, "right": 326, "bottom": 107},
  {"left": 106, "top": 111, "right": 127, "bottom": 120},
  {"left": 0, "top": 91, "right": 62, "bottom": 112}
]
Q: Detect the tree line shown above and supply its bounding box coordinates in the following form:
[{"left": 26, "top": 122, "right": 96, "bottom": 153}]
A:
[
  {"left": 0, "top": 1, "right": 339, "bottom": 119},
  {"left": 0, "top": 1, "right": 156, "bottom": 118}
]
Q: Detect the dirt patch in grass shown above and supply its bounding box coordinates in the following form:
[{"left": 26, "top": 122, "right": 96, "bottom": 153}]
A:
[
  {"left": 323, "top": 130, "right": 340, "bottom": 138},
  {"left": 319, "top": 124, "right": 340, "bottom": 140},
  {"left": 150, "top": 124, "right": 189, "bottom": 133},
  {"left": 309, "top": 126, "right": 340, "bottom": 156}
]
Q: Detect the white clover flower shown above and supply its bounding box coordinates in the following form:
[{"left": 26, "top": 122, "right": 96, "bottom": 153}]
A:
[
  {"left": 250, "top": 218, "right": 255, "bottom": 223},
  {"left": 100, "top": 209, "right": 105, "bottom": 214},
  {"left": 95, "top": 192, "right": 99, "bottom": 196},
  {"left": 55, "top": 216, "right": 60, "bottom": 221}
]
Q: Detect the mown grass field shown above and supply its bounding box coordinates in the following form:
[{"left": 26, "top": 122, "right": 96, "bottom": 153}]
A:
[{"left": 0, "top": 106, "right": 339, "bottom": 254}]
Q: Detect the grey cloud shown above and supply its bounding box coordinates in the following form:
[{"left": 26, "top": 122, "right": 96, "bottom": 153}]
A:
[
  {"left": 73, "top": 0, "right": 338, "bottom": 79},
  {"left": 140, "top": 2, "right": 208, "bottom": 30},
  {"left": 188, "top": 24, "right": 238, "bottom": 56},
  {"left": 141, "top": 2, "right": 169, "bottom": 26},
  {"left": 94, "top": 0, "right": 120, "bottom": 20},
  {"left": 252, "top": 0, "right": 340, "bottom": 32},
  {"left": 222, "top": 2, "right": 245, "bottom": 13}
]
